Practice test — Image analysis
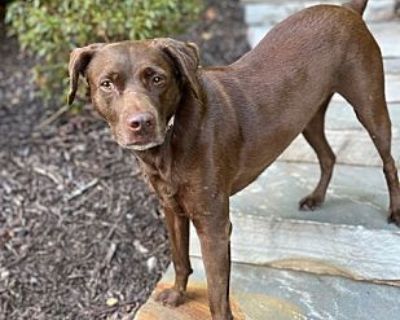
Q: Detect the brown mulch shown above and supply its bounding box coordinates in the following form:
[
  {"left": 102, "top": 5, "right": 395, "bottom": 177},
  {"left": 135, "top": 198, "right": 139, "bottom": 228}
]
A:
[{"left": 0, "top": 1, "right": 250, "bottom": 319}]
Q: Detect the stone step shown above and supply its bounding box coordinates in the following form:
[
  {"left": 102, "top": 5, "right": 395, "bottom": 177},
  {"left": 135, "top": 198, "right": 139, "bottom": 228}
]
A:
[
  {"left": 190, "top": 212, "right": 400, "bottom": 285},
  {"left": 233, "top": 162, "right": 396, "bottom": 229},
  {"left": 187, "top": 161, "right": 400, "bottom": 283},
  {"left": 135, "top": 281, "right": 248, "bottom": 320},
  {"left": 136, "top": 257, "right": 400, "bottom": 320}
]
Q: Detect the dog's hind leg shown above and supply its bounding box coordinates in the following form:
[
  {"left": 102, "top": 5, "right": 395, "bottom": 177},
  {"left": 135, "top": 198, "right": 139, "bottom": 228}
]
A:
[
  {"left": 299, "top": 94, "right": 336, "bottom": 211},
  {"left": 337, "top": 48, "right": 400, "bottom": 226}
]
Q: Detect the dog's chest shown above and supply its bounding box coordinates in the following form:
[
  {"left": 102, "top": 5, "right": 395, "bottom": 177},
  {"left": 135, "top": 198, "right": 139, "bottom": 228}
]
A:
[
  {"left": 141, "top": 165, "right": 182, "bottom": 211},
  {"left": 138, "top": 152, "right": 214, "bottom": 217},
  {"left": 145, "top": 169, "right": 208, "bottom": 217}
]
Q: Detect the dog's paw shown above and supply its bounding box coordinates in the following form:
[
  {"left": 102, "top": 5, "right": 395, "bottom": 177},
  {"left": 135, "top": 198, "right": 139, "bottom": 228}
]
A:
[
  {"left": 388, "top": 208, "right": 400, "bottom": 227},
  {"left": 155, "top": 288, "right": 185, "bottom": 307},
  {"left": 299, "top": 195, "right": 323, "bottom": 211}
]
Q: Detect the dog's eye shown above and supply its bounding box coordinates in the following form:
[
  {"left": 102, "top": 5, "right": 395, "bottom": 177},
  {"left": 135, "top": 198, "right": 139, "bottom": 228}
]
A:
[
  {"left": 100, "top": 80, "right": 113, "bottom": 90},
  {"left": 152, "top": 75, "right": 164, "bottom": 86}
]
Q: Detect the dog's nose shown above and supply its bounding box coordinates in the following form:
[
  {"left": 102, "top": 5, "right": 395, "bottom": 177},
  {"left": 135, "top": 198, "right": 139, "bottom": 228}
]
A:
[{"left": 127, "top": 113, "right": 155, "bottom": 132}]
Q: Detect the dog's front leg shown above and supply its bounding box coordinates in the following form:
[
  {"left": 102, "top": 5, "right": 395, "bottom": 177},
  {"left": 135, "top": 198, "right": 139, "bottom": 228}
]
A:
[
  {"left": 155, "top": 206, "right": 192, "bottom": 306},
  {"left": 192, "top": 196, "right": 233, "bottom": 320}
]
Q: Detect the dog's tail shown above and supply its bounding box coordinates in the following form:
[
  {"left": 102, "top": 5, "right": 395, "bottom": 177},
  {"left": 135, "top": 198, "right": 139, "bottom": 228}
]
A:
[{"left": 343, "top": 0, "right": 368, "bottom": 16}]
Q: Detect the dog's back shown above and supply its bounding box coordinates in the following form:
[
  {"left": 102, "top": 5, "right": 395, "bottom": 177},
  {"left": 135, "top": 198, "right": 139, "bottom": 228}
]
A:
[{"left": 199, "top": 2, "right": 382, "bottom": 193}]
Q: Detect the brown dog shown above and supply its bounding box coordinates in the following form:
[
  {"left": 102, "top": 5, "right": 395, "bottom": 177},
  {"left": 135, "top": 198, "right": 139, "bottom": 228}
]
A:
[{"left": 68, "top": 0, "right": 400, "bottom": 319}]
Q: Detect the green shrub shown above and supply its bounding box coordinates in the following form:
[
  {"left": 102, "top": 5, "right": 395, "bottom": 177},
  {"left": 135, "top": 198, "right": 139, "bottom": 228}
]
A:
[{"left": 6, "top": 0, "right": 201, "bottom": 105}]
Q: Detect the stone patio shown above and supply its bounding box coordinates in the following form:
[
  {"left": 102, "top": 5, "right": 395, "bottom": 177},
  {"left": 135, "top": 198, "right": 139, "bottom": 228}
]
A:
[{"left": 136, "top": 1, "right": 400, "bottom": 319}]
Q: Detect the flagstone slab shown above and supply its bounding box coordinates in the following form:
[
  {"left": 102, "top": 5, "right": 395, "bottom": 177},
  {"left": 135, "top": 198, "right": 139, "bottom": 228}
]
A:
[
  {"left": 187, "top": 160, "right": 400, "bottom": 283},
  {"left": 135, "top": 281, "right": 247, "bottom": 320},
  {"left": 369, "top": 21, "right": 400, "bottom": 59},
  {"left": 229, "top": 161, "right": 398, "bottom": 229},
  {"left": 136, "top": 257, "right": 400, "bottom": 320},
  {"left": 190, "top": 212, "right": 400, "bottom": 283},
  {"left": 384, "top": 58, "right": 400, "bottom": 74}
]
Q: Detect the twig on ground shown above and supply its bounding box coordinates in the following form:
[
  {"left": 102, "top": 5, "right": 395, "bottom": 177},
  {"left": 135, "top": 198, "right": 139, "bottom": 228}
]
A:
[
  {"left": 36, "top": 104, "right": 70, "bottom": 130},
  {"left": 65, "top": 178, "right": 99, "bottom": 201},
  {"left": 33, "top": 165, "right": 64, "bottom": 186},
  {"left": 104, "top": 242, "right": 118, "bottom": 266}
]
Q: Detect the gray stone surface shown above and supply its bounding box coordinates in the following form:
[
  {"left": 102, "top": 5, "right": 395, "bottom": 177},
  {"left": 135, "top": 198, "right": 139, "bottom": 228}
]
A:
[
  {"left": 230, "top": 161, "right": 397, "bottom": 229},
  {"left": 370, "top": 21, "right": 400, "bottom": 60},
  {"left": 384, "top": 58, "right": 400, "bottom": 74},
  {"left": 189, "top": 209, "right": 400, "bottom": 282},
  {"left": 161, "top": 257, "right": 400, "bottom": 320}
]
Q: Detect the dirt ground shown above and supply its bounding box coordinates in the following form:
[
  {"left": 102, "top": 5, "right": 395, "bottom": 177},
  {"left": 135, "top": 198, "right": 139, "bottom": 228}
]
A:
[{"left": 0, "top": 1, "right": 249, "bottom": 319}]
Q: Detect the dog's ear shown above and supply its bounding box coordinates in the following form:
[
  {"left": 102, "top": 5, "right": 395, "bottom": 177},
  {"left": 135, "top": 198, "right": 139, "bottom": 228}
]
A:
[
  {"left": 152, "top": 38, "right": 201, "bottom": 99},
  {"left": 68, "top": 43, "right": 105, "bottom": 105}
]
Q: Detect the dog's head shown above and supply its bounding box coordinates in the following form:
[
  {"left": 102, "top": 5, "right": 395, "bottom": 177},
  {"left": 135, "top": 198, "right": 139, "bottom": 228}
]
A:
[{"left": 68, "top": 38, "right": 200, "bottom": 151}]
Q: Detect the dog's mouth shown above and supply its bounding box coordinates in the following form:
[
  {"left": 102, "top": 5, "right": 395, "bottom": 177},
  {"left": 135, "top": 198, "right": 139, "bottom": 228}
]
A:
[
  {"left": 123, "top": 139, "right": 164, "bottom": 151},
  {"left": 117, "top": 115, "right": 175, "bottom": 151}
]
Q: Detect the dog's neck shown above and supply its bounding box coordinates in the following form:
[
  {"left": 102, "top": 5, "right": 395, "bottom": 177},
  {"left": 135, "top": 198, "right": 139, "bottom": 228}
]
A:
[{"left": 133, "top": 87, "right": 205, "bottom": 182}]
